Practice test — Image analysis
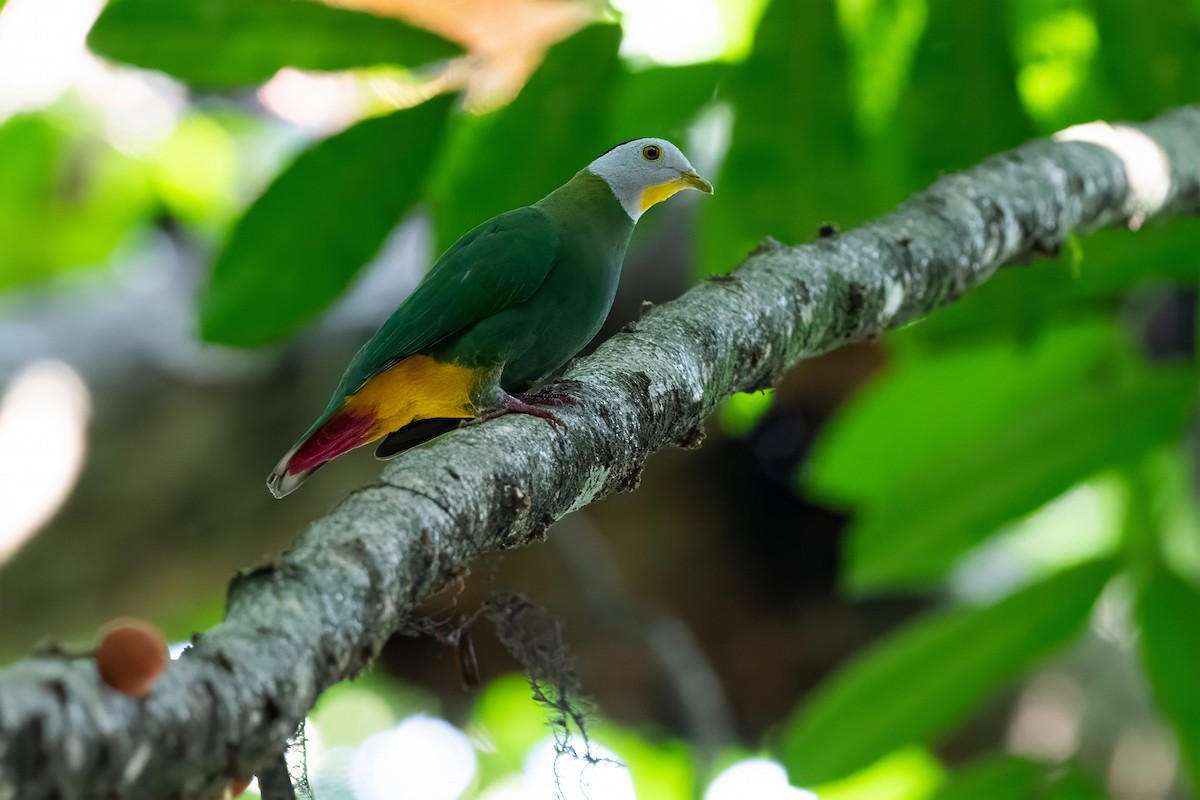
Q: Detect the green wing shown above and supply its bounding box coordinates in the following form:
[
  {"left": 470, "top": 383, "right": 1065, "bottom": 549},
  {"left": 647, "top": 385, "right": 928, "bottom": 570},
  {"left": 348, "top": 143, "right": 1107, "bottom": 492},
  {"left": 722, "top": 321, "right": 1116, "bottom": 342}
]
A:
[{"left": 321, "top": 206, "right": 561, "bottom": 415}]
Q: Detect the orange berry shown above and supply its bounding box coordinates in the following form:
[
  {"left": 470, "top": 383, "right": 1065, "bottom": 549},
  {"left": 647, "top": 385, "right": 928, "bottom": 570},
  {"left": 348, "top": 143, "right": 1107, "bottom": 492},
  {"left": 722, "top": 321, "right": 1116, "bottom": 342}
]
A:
[{"left": 94, "top": 618, "right": 168, "bottom": 698}]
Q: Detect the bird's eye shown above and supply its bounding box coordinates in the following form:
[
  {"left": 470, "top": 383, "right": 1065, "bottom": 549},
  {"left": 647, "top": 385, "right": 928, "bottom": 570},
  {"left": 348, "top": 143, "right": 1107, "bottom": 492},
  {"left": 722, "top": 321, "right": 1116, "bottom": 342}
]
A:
[{"left": 642, "top": 144, "right": 661, "bottom": 161}]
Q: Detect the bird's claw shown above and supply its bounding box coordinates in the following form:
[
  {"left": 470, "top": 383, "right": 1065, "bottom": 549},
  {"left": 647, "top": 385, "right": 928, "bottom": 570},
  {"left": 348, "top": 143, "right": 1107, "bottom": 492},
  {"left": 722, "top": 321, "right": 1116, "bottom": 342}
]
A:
[
  {"left": 521, "top": 390, "right": 578, "bottom": 408},
  {"left": 480, "top": 387, "right": 578, "bottom": 428}
]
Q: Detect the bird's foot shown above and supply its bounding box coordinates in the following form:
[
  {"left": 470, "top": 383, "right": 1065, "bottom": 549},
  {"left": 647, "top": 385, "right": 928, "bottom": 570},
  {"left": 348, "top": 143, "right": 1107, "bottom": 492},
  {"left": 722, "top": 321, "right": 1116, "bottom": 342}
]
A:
[
  {"left": 521, "top": 382, "right": 581, "bottom": 408},
  {"left": 480, "top": 386, "right": 579, "bottom": 428}
]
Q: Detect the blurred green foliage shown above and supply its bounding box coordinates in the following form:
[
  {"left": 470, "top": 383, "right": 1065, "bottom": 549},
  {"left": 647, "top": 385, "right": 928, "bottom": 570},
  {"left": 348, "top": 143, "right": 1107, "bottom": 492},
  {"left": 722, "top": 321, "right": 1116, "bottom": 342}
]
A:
[
  {"left": 0, "top": 113, "right": 152, "bottom": 291},
  {"left": 777, "top": 559, "right": 1114, "bottom": 784},
  {"left": 201, "top": 96, "right": 454, "bottom": 345},
  {"left": 700, "top": 0, "right": 867, "bottom": 276},
  {"left": 930, "top": 755, "right": 1107, "bottom": 800},
  {"left": 87, "top": 0, "right": 460, "bottom": 86},
  {"left": 429, "top": 25, "right": 623, "bottom": 252},
  {"left": 1137, "top": 568, "right": 1200, "bottom": 789},
  {"left": 0, "top": 0, "right": 1197, "bottom": 794}
]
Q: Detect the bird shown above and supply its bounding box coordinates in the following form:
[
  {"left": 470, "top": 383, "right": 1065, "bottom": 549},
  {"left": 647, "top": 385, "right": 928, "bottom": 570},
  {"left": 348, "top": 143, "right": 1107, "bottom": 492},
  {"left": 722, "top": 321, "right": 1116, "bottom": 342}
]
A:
[{"left": 267, "top": 138, "right": 713, "bottom": 498}]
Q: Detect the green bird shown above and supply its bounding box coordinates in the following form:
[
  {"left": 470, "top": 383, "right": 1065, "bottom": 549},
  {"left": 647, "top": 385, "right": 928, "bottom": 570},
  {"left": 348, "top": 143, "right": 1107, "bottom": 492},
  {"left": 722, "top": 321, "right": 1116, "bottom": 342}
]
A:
[{"left": 267, "top": 138, "right": 713, "bottom": 498}]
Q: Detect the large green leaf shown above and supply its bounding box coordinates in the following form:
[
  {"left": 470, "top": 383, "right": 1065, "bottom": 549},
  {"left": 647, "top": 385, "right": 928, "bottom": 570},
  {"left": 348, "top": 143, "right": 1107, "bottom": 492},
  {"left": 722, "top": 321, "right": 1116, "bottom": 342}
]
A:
[
  {"left": 200, "top": 96, "right": 454, "bottom": 347},
  {"left": 87, "top": 0, "right": 460, "bottom": 86},
  {"left": 1091, "top": 0, "right": 1200, "bottom": 121},
  {"left": 776, "top": 559, "right": 1114, "bottom": 785},
  {"left": 699, "top": 0, "right": 868, "bottom": 275},
  {"left": 1046, "top": 770, "right": 1108, "bottom": 800},
  {"left": 899, "top": 0, "right": 1033, "bottom": 190},
  {"left": 1137, "top": 568, "right": 1200, "bottom": 790},
  {"left": 607, "top": 61, "right": 727, "bottom": 145},
  {"left": 931, "top": 756, "right": 1107, "bottom": 800},
  {"left": 931, "top": 756, "right": 1042, "bottom": 800},
  {"left": 806, "top": 321, "right": 1119, "bottom": 505},
  {"left": 848, "top": 368, "right": 1197, "bottom": 589},
  {"left": 430, "top": 25, "right": 622, "bottom": 252}
]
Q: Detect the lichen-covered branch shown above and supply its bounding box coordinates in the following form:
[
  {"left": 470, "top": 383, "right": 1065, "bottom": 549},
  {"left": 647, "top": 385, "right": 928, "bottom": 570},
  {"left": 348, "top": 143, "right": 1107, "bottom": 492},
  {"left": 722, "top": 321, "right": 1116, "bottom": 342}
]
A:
[{"left": 2, "top": 107, "right": 1199, "bottom": 798}]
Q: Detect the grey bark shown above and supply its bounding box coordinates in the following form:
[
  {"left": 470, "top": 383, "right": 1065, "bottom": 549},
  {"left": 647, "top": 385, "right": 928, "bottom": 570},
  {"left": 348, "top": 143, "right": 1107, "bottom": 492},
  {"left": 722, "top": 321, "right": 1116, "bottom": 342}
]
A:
[{"left": 2, "top": 106, "right": 1199, "bottom": 798}]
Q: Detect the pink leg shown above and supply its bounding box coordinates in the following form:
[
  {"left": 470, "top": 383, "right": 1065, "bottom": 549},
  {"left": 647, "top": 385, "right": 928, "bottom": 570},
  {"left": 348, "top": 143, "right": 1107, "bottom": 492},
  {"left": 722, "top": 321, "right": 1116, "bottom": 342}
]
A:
[{"left": 480, "top": 387, "right": 579, "bottom": 428}]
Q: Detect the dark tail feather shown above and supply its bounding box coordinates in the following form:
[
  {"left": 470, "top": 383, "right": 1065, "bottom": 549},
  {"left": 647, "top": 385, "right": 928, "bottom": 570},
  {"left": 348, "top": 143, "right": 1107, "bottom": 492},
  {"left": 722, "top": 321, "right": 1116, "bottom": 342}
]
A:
[{"left": 375, "top": 418, "right": 464, "bottom": 460}]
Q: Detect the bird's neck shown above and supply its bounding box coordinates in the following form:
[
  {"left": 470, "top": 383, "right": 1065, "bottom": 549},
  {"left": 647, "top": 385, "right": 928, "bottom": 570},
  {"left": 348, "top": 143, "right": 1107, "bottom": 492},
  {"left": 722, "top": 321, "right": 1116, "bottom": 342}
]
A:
[{"left": 535, "top": 170, "right": 636, "bottom": 247}]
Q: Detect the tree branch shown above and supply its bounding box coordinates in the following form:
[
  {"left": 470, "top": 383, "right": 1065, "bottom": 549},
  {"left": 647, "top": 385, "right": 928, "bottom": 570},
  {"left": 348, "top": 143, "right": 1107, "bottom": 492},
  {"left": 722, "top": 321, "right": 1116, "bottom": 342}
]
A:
[{"left": 2, "top": 106, "right": 1198, "bottom": 798}]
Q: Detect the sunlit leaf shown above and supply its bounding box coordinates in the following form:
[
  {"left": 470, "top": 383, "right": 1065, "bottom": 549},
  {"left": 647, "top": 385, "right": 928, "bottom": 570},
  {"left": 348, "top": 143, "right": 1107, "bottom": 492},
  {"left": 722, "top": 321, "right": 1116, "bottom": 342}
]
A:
[
  {"left": 776, "top": 559, "right": 1114, "bottom": 785},
  {"left": 87, "top": 0, "right": 461, "bottom": 86},
  {"left": 472, "top": 674, "right": 555, "bottom": 788},
  {"left": 700, "top": 0, "right": 869, "bottom": 276},
  {"left": 430, "top": 24, "right": 622, "bottom": 252},
  {"left": 594, "top": 724, "right": 694, "bottom": 800},
  {"left": 1137, "top": 567, "right": 1200, "bottom": 789},
  {"left": 836, "top": 0, "right": 928, "bottom": 137},
  {"left": 1006, "top": 0, "right": 1105, "bottom": 131},
  {"left": 608, "top": 61, "right": 728, "bottom": 144},
  {"left": 806, "top": 322, "right": 1119, "bottom": 505},
  {"left": 200, "top": 96, "right": 454, "bottom": 346},
  {"left": 930, "top": 755, "right": 1042, "bottom": 800},
  {"left": 309, "top": 674, "right": 437, "bottom": 749},
  {"left": 813, "top": 747, "right": 944, "bottom": 800},
  {"left": 720, "top": 390, "right": 774, "bottom": 438},
  {"left": 0, "top": 113, "right": 153, "bottom": 292},
  {"left": 150, "top": 113, "right": 238, "bottom": 224},
  {"left": 849, "top": 368, "right": 1196, "bottom": 589}
]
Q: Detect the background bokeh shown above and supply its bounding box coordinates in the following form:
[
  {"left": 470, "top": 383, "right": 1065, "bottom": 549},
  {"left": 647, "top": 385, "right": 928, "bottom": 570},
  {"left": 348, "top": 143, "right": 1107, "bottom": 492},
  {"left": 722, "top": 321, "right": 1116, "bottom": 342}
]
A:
[{"left": 1, "top": 0, "right": 1199, "bottom": 797}]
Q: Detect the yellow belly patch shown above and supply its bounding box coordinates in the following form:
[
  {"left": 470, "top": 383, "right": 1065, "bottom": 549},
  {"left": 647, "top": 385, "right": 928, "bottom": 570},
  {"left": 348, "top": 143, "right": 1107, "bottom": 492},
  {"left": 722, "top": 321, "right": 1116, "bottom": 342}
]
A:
[
  {"left": 639, "top": 178, "right": 691, "bottom": 212},
  {"left": 343, "top": 355, "right": 480, "bottom": 438}
]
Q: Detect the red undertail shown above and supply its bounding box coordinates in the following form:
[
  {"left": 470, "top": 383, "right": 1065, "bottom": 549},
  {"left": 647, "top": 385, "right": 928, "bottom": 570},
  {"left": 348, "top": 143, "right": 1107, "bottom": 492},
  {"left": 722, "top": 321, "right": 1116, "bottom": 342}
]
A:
[{"left": 288, "top": 411, "right": 377, "bottom": 473}]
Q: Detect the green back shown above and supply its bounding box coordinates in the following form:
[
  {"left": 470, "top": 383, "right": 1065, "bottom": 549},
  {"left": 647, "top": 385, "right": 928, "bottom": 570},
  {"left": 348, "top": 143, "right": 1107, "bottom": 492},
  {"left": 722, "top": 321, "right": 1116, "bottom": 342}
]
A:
[{"left": 317, "top": 205, "right": 561, "bottom": 419}]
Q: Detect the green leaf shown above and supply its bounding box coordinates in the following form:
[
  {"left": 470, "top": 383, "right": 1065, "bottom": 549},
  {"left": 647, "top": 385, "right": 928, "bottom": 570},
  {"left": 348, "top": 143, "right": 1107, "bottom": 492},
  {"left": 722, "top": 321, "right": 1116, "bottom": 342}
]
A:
[
  {"left": 806, "top": 321, "right": 1119, "bottom": 505},
  {"left": 699, "top": 0, "right": 868, "bottom": 275},
  {"left": 913, "top": 223, "right": 1200, "bottom": 345},
  {"left": 776, "top": 559, "right": 1114, "bottom": 785},
  {"left": 87, "top": 0, "right": 460, "bottom": 86},
  {"left": 812, "top": 747, "right": 944, "bottom": 800},
  {"left": 0, "top": 113, "right": 153, "bottom": 292},
  {"left": 1091, "top": 0, "right": 1200, "bottom": 121},
  {"left": 931, "top": 755, "right": 1042, "bottom": 800},
  {"left": 1006, "top": 0, "right": 1106, "bottom": 132},
  {"left": 899, "top": 0, "right": 1033, "bottom": 190},
  {"left": 608, "top": 61, "right": 728, "bottom": 144},
  {"left": 200, "top": 96, "right": 454, "bottom": 347},
  {"left": 837, "top": 0, "right": 928, "bottom": 139},
  {"left": 1046, "top": 769, "right": 1108, "bottom": 800},
  {"left": 933, "top": 757, "right": 1108, "bottom": 800},
  {"left": 1137, "top": 567, "right": 1200, "bottom": 790},
  {"left": 430, "top": 25, "right": 622, "bottom": 252},
  {"left": 849, "top": 368, "right": 1197, "bottom": 589}
]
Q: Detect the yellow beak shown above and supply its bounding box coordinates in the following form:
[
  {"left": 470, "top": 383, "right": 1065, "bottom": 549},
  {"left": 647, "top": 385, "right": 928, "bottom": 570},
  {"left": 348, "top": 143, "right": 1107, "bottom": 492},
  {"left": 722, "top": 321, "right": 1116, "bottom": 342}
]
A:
[
  {"left": 680, "top": 168, "right": 714, "bottom": 194},
  {"left": 639, "top": 169, "right": 716, "bottom": 212}
]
